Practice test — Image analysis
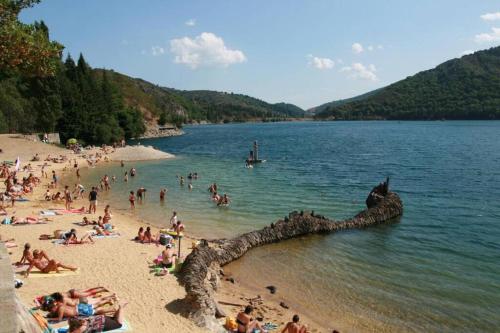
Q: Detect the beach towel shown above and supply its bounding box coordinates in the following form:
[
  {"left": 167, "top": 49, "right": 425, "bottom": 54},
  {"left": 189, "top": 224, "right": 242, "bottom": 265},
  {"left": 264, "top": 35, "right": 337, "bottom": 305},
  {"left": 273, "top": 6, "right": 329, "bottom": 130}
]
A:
[
  {"left": 12, "top": 220, "right": 47, "bottom": 225},
  {"left": 29, "top": 309, "right": 55, "bottom": 333},
  {"left": 51, "top": 239, "right": 87, "bottom": 245},
  {"left": 15, "top": 197, "right": 30, "bottom": 202},
  {"left": 92, "top": 233, "right": 120, "bottom": 239},
  {"left": 52, "top": 208, "right": 86, "bottom": 214},
  {"left": 56, "top": 320, "right": 131, "bottom": 333},
  {"left": 40, "top": 210, "right": 58, "bottom": 216},
  {"left": 17, "top": 268, "right": 80, "bottom": 278}
]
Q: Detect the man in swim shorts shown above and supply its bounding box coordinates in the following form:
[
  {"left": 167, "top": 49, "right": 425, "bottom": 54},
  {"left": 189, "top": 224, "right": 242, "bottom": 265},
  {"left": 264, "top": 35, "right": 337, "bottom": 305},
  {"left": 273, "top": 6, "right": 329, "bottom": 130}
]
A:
[
  {"left": 161, "top": 244, "right": 177, "bottom": 268},
  {"left": 281, "top": 315, "right": 308, "bottom": 333}
]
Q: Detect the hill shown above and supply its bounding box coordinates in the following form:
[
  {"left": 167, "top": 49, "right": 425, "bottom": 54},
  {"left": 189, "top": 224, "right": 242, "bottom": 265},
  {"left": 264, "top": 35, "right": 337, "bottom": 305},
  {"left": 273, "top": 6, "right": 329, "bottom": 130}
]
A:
[
  {"left": 101, "top": 70, "right": 305, "bottom": 125},
  {"left": 314, "top": 46, "right": 500, "bottom": 120},
  {"left": 307, "top": 88, "right": 383, "bottom": 115}
]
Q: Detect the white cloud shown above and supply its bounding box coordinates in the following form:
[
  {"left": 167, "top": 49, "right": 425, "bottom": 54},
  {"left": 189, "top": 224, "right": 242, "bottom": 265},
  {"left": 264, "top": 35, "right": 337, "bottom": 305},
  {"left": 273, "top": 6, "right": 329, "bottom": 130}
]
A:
[
  {"left": 151, "top": 46, "right": 165, "bottom": 56},
  {"left": 460, "top": 49, "right": 475, "bottom": 56},
  {"left": 480, "top": 12, "right": 500, "bottom": 21},
  {"left": 307, "top": 55, "right": 334, "bottom": 69},
  {"left": 352, "top": 42, "right": 364, "bottom": 54},
  {"left": 377, "top": 44, "right": 384, "bottom": 50},
  {"left": 185, "top": 18, "right": 196, "bottom": 26},
  {"left": 367, "top": 45, "right": 374, "bottom": 51},
  {"left": 474, "top": 27, "right": 500, "bottom": 43},
  {"left": 170, "top": 32, "right": 246, "bottom": 69},
  {"left": 341, "top": 62, "right": 378, "bottom": 81}
]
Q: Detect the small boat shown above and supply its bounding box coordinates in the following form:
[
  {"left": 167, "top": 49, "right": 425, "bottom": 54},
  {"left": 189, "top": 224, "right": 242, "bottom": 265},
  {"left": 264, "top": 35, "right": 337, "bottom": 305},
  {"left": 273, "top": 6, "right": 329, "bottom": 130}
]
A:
[{"left": 245, "top": 141, "right": 265, "bottom": 165}]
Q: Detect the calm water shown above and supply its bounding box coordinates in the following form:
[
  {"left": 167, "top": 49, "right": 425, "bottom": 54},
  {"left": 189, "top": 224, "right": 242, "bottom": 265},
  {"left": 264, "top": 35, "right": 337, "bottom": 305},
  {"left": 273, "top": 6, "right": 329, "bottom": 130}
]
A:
[{"left": 80, "top": 121, "right": 500, "bottom": 332}]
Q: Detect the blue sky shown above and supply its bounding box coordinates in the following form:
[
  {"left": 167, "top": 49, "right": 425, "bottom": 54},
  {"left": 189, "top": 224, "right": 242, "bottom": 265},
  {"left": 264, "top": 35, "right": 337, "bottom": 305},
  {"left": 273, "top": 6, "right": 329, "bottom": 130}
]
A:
[{"left": 21, "top": 0, "right": 500, "bottom": 109}]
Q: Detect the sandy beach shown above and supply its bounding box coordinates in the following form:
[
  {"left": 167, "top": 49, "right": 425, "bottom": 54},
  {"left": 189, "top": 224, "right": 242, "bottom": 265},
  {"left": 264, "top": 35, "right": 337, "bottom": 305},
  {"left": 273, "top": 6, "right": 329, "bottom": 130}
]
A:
[
  {"left": 0, "top": 134, "right": 325, "bottom": 333},
  {"left": 0, "top": 135, "right": 205, "bottom": 333}
]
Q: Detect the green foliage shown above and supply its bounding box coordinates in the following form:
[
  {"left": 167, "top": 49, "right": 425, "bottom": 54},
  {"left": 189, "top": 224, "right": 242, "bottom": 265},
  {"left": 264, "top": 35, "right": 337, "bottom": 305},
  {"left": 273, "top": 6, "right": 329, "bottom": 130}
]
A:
[
  {"left": 0, "top": 52, "right": 145, "bottom": 142},
  {"left": 0, "top": 1, "right": 63, "bottom": 77},
  {"left": 315, "top": 47, "right": 500, "bottom": 120},
  {"left": 158, "top": 111, "right": 167, "bottom": 126},
  {"left": 99, "top": 69, "right": 305, "bottom": 124}
]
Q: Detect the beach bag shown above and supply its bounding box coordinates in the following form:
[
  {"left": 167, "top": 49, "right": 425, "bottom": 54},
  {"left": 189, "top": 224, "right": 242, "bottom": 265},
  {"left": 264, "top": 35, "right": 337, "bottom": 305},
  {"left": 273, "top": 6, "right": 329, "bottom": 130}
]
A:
[{"left": 224, "top": 317, "right": 238, "bottom": 331}]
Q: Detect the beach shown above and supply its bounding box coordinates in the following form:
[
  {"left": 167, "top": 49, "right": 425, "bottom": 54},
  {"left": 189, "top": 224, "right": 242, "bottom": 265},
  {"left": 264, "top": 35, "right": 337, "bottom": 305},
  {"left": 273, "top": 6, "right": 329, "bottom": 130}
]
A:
[
  {"left": 0, "top": 135, "right": 205, "bottom": 333},
  {"left": 0, "top": 134, "right": 322, "bottom": 333}
]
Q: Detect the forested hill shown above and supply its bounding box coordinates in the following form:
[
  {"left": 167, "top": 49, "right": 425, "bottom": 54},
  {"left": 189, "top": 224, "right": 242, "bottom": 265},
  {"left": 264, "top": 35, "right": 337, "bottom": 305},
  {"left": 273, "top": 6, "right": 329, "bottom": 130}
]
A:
[
  {"left": 307, "top": 88, "right": 383, "bottom": 115},
  {"left": 102, "top": 70, "right": 305, "bottom": 124},
  {"left": 314, "top": 46, "right": 500, "bottom": 120},
  {"left": 0, "top": 1, "right": 304, "bottom": 145}
]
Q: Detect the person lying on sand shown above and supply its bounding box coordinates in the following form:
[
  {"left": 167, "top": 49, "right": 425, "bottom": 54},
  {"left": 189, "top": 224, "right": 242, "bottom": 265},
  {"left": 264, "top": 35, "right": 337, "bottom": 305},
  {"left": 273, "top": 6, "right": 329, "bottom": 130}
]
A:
[
  {"left": 48, "top": 294, "right": 116, "bottom": 322},
  {"left": 49, "top": 291, "right": 115, "bottom": 308},
  {"left": 281, "top": 315, "right": 309, "bottom": 333},
  {"left": 9, "top": 215, "right": 47, "bottom": 225},
  {"left": 236, "top": 305, "right": 267, "bottom": 333},
  {"left": 67, "top": 301, "right": 128, "bottom": 332},
  {"left": 25, "top": 253, "right": 77, "bottom": 277},
  {"left": 92, "top": 225, "right": 116, "bottom": 236},
  {"left": 62, "top": 229, "right": 94, "bottom": 245}
]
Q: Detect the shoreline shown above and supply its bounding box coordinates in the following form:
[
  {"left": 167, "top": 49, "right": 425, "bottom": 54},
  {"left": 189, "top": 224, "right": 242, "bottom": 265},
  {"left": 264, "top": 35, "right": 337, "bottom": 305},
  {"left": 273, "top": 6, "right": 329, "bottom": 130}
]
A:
[
  {"left": 0, "top": 135, "right": 327, "bottom": 333},
  {"left": 0, "top": 135, "right": 204, "bottom": 333}
]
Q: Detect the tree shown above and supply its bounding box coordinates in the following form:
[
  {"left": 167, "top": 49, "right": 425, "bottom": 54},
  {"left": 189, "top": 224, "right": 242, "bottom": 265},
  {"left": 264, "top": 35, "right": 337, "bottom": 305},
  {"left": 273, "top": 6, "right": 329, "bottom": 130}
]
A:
[{"left": 0, "top": 1, "right": 63, "bottom": 77}]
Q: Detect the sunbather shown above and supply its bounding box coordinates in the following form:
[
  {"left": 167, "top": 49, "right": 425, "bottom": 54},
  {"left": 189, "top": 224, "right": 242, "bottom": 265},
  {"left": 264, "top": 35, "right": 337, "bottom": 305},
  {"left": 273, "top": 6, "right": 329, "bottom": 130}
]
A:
[
  {"left": 236, "top": 306, "right": 267, "bottom": 333},
  {"left": 281, "top": 315, "right": 308, "bottom": 333},
  {"left": 62, "top": 228, "right": 94, "bottom": 245},
  {"left": 25, "top": 254, "right": 77, "bottom": 277},
  {"left": 49, "top": 291, "right": 116, "bottom": 308},
  {"left": 67, "top": 301, "right": 128, "bottom": 332},
  {"left": 48, "top": 294, "right": 116, "bottom": 322}
]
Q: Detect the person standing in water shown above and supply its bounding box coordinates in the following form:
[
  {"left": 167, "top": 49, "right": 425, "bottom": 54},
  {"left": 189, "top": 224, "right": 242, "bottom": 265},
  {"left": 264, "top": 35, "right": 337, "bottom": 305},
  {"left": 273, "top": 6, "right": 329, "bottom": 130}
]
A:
[
  {"left": 130, "top": 168, "right": 136, "bottom": 177},
  {"left": 124, "top": 171, "right": 128, "bottom": 182},
  {"left": 160, "top": 189, "right": 167, "bottom": 201},
  {"left": 129, "top": 191, "right": 135, "bottom": 209}
]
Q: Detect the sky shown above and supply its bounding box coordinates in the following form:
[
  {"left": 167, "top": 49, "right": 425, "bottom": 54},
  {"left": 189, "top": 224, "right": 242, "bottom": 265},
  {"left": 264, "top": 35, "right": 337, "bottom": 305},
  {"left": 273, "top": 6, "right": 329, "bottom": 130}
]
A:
[{"left": 21, "top": 0, "right": 500, "bottom": 109}]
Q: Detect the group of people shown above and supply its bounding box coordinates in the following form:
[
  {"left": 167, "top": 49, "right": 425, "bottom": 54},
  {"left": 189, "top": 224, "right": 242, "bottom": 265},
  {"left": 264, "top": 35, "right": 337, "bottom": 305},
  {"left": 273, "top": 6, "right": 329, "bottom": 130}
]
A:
[
  {"left": 208, "top": 183, "right": 231, "bottom": 206},
  {"left": 234, "top": 306, "right": 310, "bottom": 333},
  {"left": 37, "top": 287, "right": 127, "bottom": 333},
  {"left": 16, "top": 243, "right": 78, "bottom": 277}
]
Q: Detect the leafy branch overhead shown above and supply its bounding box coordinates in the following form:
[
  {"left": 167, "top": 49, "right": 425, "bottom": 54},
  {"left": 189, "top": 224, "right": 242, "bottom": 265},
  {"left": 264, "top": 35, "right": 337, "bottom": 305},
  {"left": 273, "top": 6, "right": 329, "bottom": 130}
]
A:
[{"left": 0, "top": 0, "right": 63, "bottom": 77}]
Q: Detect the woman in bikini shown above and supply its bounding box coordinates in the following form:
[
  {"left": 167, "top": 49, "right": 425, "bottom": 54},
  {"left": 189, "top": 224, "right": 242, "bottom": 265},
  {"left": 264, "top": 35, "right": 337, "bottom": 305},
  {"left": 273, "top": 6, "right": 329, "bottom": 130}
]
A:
[{"left": 236, "top": 306, "right": 267, "bottom": 333}]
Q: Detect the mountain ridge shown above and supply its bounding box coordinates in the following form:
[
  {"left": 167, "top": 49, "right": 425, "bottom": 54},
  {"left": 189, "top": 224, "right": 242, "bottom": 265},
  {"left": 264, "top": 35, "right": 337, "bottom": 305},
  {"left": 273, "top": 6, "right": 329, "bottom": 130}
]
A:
[{"left": 313, "top": 46, "right": 500, "bottom": 120}]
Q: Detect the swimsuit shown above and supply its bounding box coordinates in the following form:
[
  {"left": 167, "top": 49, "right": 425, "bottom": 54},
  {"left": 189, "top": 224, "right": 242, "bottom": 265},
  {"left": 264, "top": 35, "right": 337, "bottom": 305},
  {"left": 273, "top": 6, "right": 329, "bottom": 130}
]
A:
[
  {"left": 77, "top": 303, "right": 94, "bottom": 316},
  {"left": 161, "top": 262, "right": 173, "bottom": 269}
]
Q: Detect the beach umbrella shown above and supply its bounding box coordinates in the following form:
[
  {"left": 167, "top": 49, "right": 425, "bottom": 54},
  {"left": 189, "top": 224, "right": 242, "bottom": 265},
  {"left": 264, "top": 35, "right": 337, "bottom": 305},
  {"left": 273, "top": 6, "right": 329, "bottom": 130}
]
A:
[{"left": 67, "top": 138, "right": 77, "bottom": 145}]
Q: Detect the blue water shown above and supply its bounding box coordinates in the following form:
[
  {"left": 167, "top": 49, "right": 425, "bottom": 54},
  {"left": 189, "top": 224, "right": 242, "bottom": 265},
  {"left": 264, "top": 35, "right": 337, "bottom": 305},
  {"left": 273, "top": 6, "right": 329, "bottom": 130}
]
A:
[{"left": 81, "top": 121, "right": 500, "bottom": 332}]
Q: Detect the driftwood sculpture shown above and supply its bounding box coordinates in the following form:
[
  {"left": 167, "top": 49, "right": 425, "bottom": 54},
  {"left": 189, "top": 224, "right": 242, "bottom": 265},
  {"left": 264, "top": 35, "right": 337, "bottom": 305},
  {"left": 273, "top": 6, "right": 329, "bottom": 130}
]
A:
[{"left": 180, "top": 186, "right": 403, "bottom": 331}]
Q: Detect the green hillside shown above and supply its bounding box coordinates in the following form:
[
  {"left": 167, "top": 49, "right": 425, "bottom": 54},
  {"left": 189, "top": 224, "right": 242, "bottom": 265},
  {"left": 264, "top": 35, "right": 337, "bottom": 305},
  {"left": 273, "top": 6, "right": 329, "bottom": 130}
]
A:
[
  {"left": 315, "top": 46, "right": 500, "bottom": 120},
  {"left": 307, "top": 88, "right": 383, "bottom": 115},
  {"left": 100, "top": 70, "right": 305, "bottom": 125}
]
